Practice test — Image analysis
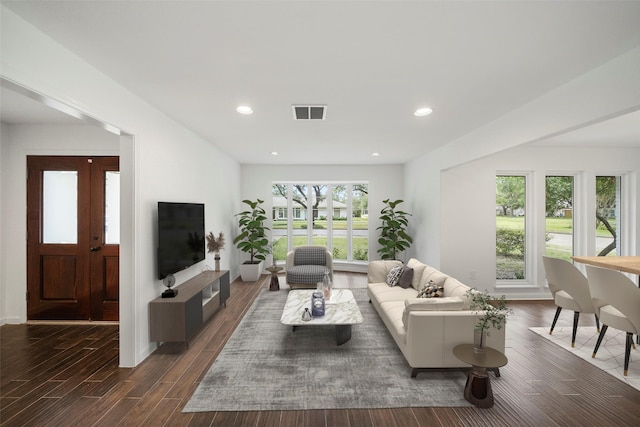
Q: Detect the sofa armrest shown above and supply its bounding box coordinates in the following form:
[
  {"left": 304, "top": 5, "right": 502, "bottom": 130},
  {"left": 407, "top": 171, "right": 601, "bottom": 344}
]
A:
[
  {"left": 368, "top": 260, "right": 402, "bottom": 283},
  {"left": 285, "top": 250, "right": 295, "bottom": 271},
  {"left": 403, "top": 310, "right": 506, "bottom": 368}
]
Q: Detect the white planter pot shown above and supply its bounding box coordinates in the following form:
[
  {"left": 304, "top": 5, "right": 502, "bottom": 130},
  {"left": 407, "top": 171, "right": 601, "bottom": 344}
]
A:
[{"left": 239, "top": 261, "right": 264, "bottom": 282}]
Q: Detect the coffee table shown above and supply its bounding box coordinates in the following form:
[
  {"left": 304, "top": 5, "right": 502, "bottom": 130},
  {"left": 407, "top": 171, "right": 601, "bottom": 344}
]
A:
[{"left": 280, "top": 289, "right": 363, "bottom": 345}]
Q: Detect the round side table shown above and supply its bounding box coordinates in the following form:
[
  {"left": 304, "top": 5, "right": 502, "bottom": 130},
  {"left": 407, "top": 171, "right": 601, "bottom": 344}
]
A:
[
  {"left": 453, "top": 344, "right": 507, "bottom": 408},
  {"left": 265, "top": 266, "right": 283, "bottom": 291}
]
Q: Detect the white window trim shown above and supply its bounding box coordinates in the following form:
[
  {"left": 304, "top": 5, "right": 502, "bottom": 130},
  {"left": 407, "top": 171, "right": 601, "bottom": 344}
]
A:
[
  {"left": 273, "top": 181, "right": 369, "bottom": 263},
  {"left": 496, "top": 171, "right": 535, "bottom": 289}
]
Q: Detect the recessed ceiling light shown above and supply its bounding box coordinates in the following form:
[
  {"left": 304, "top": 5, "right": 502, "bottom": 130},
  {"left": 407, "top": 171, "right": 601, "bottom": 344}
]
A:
[
  {"left": 414, "top": 107, "right": 433, "bottom": 117},
  {"left": 271, "top": 151, "right": 279, "bottom": 156},
  {"left": 236, "top": 105, "right": 253, "bottom": 115},
  {"left": 371, "top": 152, "right": 381, "bottom": 156}
]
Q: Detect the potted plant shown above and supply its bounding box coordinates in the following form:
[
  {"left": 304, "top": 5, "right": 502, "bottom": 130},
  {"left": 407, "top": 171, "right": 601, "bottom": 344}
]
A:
[
  {"left": 377, "top": 198, "right": 413, "bottom": 260},
  {"left": 233, "top": 199, "right": 270, "bottom": 281},
  {"left": 465, "top": 288, "right": 513, "bottom": 353},
  {"left": 206, "top": 231, "right": 225, "bottom": 272}
]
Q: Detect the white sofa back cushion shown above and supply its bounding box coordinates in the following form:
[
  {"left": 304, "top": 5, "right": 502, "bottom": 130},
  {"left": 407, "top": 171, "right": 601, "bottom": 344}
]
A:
[
  {"left": 420, "top": 265, "right": 449, "bottom": 291},
  {"left": 368, "top": 260, "right": 402, "bottom": 284},
  {"left": 406, "top": 258, "right": 427, "bottom": 290},
  {"left": 443, "top": 277, "right": 472, "bottom": 309}
]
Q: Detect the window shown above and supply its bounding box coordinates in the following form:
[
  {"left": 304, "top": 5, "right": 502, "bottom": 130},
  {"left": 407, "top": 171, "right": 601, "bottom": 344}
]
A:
[
  {"left": 595, "top": 175, "right": 621, "bottom": 256},
  {"left": 496, "top": 175, "right": 527, "bottom": 280},
  {"left": 545, "top": 176, "right": 574, "bottom": 261},
  {"left": 272, "top": 182, "right": 368, "bottom": 264}
]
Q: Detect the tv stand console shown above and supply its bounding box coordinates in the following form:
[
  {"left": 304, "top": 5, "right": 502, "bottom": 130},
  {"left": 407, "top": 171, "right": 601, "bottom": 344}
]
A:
[{"left": 149, "top": 270, "right": 230, "bottom": 345}]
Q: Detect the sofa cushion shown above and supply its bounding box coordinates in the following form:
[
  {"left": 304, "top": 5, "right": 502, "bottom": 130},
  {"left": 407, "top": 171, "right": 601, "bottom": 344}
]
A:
[
  {"left": 368, "top": 260, "right": 403, "bottom": 284},
  {"left": 379, "top": 300, "right": 407, "bottom": 344},
  {"left": 402, "top": 297, "right": 465, "bottom": 327},
  {"left": 386, "top": 265, "right": 403, "bottom": 286},
  {"left": 397, "top": 266, "right": 414, "bottom": 288},
  {"left": 443, "top": 277, "right": 472, "bottom": 309},
  {"left": 420, "top": 266, "right": 449, "bottom": 291},
  {"left": 293, "top": 246, "right": 327, "bottom": 266},
  {"left": 287, "top": 265, "right": 330, "bottom": 285},
  {"left": 368, "top": 282, "right": 418, "bottom": 304},
  {"left": 417, "top": 281, "right": 444, "bottom": 298},
  {"left": 406, "top": 258, "right": 427, "bottom": 290}
]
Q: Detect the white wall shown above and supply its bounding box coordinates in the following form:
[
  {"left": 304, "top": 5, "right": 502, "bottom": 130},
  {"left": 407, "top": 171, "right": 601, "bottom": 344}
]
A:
[
  {"left": 1, "top": 7, "right": 241, "bottom": 367},
  {"left": 241, "top": 164, "right": 404, "bottom": 267},
  {"left": 0, "top": 123, "right": 7, "bottom": 324}
]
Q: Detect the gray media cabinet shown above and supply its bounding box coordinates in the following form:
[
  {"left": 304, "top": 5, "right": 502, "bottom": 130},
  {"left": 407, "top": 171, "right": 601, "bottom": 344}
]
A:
[{"left": 149, "top": 270, "right": 230, "bottom": 345}]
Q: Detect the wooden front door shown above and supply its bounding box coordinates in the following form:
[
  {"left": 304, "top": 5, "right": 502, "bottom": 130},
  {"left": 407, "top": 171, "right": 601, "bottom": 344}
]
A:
[{"left": 27, "top": 156, "right": 120, "bottom": 321}]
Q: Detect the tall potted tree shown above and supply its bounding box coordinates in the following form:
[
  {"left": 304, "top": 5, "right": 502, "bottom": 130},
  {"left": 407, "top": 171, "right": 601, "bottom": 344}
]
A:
[
  {"left": 377, "top": 198, "right": 413, "bottom": 260},
  {"left": 234, "top": 199, "right": 270, "bottom": 281}
]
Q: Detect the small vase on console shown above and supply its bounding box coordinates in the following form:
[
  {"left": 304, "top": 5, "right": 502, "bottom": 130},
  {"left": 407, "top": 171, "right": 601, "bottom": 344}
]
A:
[{"left": 214, "top": 254, "right": 221, "bottom": 272}]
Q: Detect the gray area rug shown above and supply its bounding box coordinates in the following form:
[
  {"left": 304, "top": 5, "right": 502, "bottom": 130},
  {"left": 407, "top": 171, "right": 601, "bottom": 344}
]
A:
[{"left": 184, "top": 287, "right": 471, "bottom": 412}]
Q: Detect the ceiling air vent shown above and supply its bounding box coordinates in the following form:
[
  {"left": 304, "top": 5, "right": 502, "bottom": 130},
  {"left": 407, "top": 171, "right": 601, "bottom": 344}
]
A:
[{"left": 292, "top": 105, "right": 327, "bottom": 120}]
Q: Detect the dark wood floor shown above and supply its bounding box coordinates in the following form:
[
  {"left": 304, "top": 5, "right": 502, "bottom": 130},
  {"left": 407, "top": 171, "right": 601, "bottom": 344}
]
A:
[{"left": 2, "top": 272, "right": 640, "bottom": 426}]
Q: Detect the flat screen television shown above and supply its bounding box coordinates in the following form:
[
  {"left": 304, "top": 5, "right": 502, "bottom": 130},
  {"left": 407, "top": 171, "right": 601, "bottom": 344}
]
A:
[{"left": 157, "top": 202, "right": 205, "bottom": 280}]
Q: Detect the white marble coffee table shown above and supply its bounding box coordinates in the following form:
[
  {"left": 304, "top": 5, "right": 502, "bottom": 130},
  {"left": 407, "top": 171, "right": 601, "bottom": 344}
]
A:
[{"left": 280, "top": 289, "right": 363, "bottom": 345}]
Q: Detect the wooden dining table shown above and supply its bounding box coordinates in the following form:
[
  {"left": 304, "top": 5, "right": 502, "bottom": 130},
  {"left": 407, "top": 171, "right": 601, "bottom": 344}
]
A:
[{"left": 571, "top": 256, "right": 640, "bottom": 276}]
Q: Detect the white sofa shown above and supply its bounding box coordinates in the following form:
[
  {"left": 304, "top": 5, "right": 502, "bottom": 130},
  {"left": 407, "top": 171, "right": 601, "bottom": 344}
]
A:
[{"left": 368, "top": 259, "right": 506, "bottom": 377}]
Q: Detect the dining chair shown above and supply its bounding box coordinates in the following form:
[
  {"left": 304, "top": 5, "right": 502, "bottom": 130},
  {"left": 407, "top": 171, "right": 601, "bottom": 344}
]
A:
[
  {"left": 542, "top": 256, "right": 600, "bottom": 347},
  {"left": 586, "top": 265, "right": 640, "bottom": 376}
]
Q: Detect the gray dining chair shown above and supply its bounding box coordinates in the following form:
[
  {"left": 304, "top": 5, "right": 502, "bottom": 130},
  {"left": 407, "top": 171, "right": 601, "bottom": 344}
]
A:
[
  {"left": 542, "top": 256, "right": 600, "bottom": 347},
  {"left": 586, "top": 265, "right": 640, "bottom": 376}
]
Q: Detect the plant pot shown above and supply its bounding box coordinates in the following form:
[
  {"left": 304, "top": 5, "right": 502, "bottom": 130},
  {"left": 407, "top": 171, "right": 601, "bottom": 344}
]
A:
[
  {"left": 474, "top": 328, "right": 487, "bottom": 353},
  {"left": 239, "top": 260, "right": 264, "bottom": 282}
]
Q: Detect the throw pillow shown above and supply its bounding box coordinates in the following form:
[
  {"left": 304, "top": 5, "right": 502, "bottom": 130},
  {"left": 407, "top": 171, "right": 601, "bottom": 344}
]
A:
[
  {"left": 417, "top": 280, "right": 444, "bottom": 298},
  {"left": 386, "top": 265, "right": 403, "bottom": 287},
  {"left": 397, "top": 266, "right": 414, "bottom": 289}
]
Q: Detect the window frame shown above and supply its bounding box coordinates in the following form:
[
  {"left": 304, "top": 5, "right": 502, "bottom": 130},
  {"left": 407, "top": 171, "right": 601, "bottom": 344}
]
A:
[
  {"left": 496, "top": 171, "right": 533, "bottom": 287},
  {"left": 272, "top": 181, "right": 368, "bottom": 264}
]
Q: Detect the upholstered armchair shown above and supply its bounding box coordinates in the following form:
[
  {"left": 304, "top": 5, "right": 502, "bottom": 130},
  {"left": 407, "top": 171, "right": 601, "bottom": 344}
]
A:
[{"left": 285, "top": 246, "right": 333, "bottom": 290}]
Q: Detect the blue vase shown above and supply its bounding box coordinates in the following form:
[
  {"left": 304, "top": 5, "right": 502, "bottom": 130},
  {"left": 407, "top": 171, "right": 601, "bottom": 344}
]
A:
[{"left": 311, "top": 291, "right": 325, "bottom": 317}]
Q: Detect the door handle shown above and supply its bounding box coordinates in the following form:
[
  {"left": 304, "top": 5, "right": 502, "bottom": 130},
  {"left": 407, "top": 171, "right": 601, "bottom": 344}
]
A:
[{"left": 89, "top": 246, "right": 102, "bottom": 252}]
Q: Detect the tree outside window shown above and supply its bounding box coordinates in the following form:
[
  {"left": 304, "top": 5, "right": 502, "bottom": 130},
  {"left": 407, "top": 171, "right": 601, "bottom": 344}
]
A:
[
  {"left": 595, "top": 176, "right": 619, "bottom": 256},
  {"left": 272, "top": 183, "right": 368, "bottom": 263}
]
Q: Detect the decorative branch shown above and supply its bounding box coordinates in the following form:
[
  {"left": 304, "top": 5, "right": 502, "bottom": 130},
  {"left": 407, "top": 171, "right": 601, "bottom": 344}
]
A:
[{"left": 206, "top": 231, "right": 225, "bottom": 254}]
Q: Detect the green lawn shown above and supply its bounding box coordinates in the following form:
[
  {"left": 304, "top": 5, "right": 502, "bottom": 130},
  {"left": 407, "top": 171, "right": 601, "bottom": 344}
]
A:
[
  {"left": 496, "top": 216, "right": 616, "bottom": 237},
  {"left": 496, "top": 216, "right": 618, "bottom": 276},
  {"left": 272, "top": 236, "right": 368, "bottom": 261}
]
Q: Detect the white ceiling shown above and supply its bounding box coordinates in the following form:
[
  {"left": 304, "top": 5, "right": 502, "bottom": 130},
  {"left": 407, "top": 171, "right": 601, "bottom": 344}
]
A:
[{"left": 2, "top": 1, "right": 639, "bottom": 164}]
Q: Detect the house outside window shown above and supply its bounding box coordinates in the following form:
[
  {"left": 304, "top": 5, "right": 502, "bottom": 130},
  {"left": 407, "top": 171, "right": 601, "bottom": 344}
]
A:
[{"left": 272, "top": 182, "right": 368, "bottom": 264}]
